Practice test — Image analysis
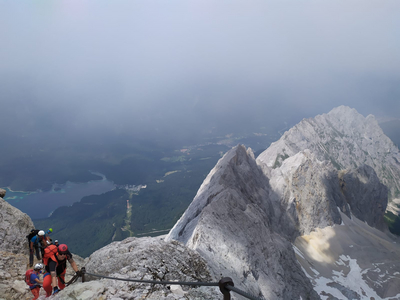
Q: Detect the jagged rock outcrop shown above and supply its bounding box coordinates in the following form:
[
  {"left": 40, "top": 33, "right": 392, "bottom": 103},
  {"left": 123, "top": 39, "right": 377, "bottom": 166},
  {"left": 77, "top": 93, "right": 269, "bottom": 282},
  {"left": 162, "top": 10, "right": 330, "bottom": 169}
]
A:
[
  {"left": 257, "top": 106, "right": 400, "bottom": 203},
  {"left": 56, "top": 236, "right": 220, "bottom": 300},
  {"left": 0, "top": 193, "right": 34, "bottom": 299},
  {"left": 268, "top": 150, "right": 349, "bottom": 238},
  {"left": 0, "top": 251, "right": 32, "bottom": 300},
  {"left": 167, "top": 143, "right": 394, "bottom": 299},
  {"left": 267, "top": 150, "right": 388, "bottom": 236},
  {"left": 0, "top": 190, "right": 85, "bottom": 300},
  {"left": 339, "top": 164, "right": 388, "bottom": 230},
  {"left": 167, "top": 145, "right": 320, "bottom": 300},
  {"left": 0, "top": 188, "right": 6, "bottom": 198},
  {"left": 0, "top": 191, "right": 34, "bottom": 254}
]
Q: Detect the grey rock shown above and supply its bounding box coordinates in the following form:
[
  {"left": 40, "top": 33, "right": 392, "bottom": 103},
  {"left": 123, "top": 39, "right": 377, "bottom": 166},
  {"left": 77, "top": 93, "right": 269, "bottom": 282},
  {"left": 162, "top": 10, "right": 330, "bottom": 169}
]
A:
[
  {"left": 257, "top": 105, "right": 400, "bottom": 204},
  {"left": 62, "top": 236, "right": 221, "bottom": 300},
  {"left": 0, "top": 197, "right": 34, "bottom": 254},
  {"left": 268, "top": 150, "right": 348, "bottom": 238},
  {"left": 167, "top": 145, "right": 319, "bottom": 300},
  {"left": 0, "top": 251, "right": 32, "bottom": 300},
  {"left": 339, "top": 164, "right": 388, "bottom": 230},
  {"left": 0, "top": 189, "right": 6, "bottom": 198},
  {"left": 167, "top": 143, "right": 395, "bottom": 299}
]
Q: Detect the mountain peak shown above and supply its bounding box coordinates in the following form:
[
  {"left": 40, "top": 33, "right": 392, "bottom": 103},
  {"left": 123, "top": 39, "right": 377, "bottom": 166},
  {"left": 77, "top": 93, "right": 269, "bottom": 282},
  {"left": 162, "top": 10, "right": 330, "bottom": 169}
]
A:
[
  {"left": 257, "top": 106, "right": 400, "bottom": 202},
  {"left": 167, "top": 145, "right": 319, "bottom": 299},
  {"left": 166, "top": 144, "right": 264, "bottom": 245}
]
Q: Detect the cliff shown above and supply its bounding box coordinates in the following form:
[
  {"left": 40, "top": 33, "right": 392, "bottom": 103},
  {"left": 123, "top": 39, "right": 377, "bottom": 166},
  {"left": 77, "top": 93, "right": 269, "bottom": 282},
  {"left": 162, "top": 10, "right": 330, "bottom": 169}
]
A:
[{"left": 257, "top": 106, "right": 400, "bottom": 204}]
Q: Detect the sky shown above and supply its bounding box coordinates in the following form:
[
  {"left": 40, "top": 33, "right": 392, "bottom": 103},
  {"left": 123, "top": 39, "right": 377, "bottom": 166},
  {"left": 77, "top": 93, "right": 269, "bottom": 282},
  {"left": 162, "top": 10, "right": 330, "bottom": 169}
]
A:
[{"left": 1, "top": 0, "right": 400, "bottom": 147}]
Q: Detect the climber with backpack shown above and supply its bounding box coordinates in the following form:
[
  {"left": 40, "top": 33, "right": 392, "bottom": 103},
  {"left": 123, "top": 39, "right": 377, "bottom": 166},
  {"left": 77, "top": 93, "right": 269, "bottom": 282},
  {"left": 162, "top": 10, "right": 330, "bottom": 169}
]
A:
[
  {"left": 27, "top": 229, "right": 40, "bottom": 267},
  {"left": 26, "top": 229, "right": 40, "bottom": 245},
  {"left": 25, "top": 263, "right": 44, "bottom": 300},
  {"left": 39, "top": 228, "right": 53, "bottom": 258},
  {"left": 42, "top": 243, "right": 81, "bottom": 296},
  {"left": 29, "top": 230, "right": 47, "bottom": 267}
]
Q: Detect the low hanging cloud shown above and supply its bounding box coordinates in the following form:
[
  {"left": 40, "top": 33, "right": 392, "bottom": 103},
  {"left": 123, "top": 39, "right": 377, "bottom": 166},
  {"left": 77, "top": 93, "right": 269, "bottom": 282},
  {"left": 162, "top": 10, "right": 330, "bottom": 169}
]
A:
[{"left": 1, "top": 0, "right": 399, "bottom": 143}]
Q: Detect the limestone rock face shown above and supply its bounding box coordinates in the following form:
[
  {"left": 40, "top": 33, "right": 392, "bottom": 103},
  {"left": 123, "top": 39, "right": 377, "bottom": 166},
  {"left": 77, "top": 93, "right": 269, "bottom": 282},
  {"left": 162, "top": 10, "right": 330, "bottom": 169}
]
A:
[
  {"left": 61, "top": 236, "right": 220, "bottom": 300},
  {"left": 257, "top": 105, "right": 400, "bottom": 203},
  {"left": 267, "top": 150, "right": 388, "bottom": 235},
  {"left": 0, "top": 251, "right": 31, "bottom": 300},
  {"left": 0, "top": 191, "right": 34, "bottom": 300},
  {"left": 166, "top": 145, "right": 319, "bottom": 300},
  {"left": 0, "top": 193, "right": 34, "bottom": 254},
  {"left": 167, "top": 143, "right": 393, "bottom": 299},
  {"left": 339, "top": 164, "right": 388, "bottom": 230},
  {"left": 268, "top": 150, "right": 349, "bottom": 238}
]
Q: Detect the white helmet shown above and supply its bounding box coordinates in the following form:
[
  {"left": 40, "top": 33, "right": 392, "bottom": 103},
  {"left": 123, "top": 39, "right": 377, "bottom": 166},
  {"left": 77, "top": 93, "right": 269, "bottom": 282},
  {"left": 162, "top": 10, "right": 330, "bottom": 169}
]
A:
[
  {"left": 38, "top": 230, "right": 45, "bottom": 236},
  {"left": 34, "top": 263, "right": 43, "bottom": 270}
]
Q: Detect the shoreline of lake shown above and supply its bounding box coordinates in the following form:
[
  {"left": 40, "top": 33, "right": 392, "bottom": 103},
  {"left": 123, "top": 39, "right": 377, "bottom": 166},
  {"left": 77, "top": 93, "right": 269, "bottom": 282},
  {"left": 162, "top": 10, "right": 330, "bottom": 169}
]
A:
[{"left": 2, "top": 172, "right": 116, "bottom": 219}]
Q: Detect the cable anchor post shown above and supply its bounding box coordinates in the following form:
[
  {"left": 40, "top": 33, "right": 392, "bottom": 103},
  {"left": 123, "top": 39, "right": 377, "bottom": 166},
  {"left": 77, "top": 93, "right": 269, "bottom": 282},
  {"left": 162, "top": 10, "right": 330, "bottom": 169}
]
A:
[
  {"left": 219, "top": 277, "right": 234, "bottom": 300},
  {"left": 81, "top": 267, "right": 86, "bottom": 283}
]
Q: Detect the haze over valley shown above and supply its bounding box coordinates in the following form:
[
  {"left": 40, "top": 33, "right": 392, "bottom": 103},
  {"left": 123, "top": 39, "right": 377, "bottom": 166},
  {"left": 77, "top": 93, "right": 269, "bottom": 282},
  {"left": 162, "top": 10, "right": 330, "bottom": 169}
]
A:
[{"left": 1, "top": 2, "right": 400, "bottom": 298}]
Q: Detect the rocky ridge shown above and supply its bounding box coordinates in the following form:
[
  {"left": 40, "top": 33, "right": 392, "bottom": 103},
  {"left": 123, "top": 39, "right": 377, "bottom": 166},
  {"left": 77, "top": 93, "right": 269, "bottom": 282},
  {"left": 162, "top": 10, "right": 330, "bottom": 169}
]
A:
[
  {"left": 79, "top": 236, "right": 220, "bottom": 299},
  {"left": 0, "top": 189, "right": 34, "bottom": 254},
  {"left": 167, "top": 145, "right": 319, "bottom": 299},
  {"left": 0, "top": 190, "right": 35, "bottom": 300},
  {"left": 167, "top": 140, "right": 398, "bottom": 299},
  {"left": 0, "top": 191, "right": 84, "bottom": 300},
  {"left": 257, "top": 106, "right": 400, "bottom": 205}
]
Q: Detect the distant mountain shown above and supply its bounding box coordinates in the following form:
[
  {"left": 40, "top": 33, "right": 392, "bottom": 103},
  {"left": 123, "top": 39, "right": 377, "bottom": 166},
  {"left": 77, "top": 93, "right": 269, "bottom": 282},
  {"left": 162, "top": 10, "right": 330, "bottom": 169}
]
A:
[
  {"left": 379, "top": 118, "right": 400, "bottom": 148},
  {"left": 257, "top": 106, "right": 400, "bottom": 206}
]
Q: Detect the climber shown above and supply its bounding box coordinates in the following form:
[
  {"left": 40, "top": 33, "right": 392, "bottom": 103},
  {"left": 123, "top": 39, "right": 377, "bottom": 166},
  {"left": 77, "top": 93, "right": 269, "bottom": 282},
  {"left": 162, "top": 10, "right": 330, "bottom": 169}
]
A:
[
  {"left": 42, "top": 243, "right": 81, "bottom": 296},
  {"left": 26, "top": 229, "right": 39, "bottom": 245},
  {"left": 29, "top": 230, "right": 47, "bottom": 265},
  {"left": 46, "top": 228, "right": 53, "bottom": 236},
  {"left": 25, "top": 263, "right": 44, "bottom": 300},
  {"left": 39, "top": 228, "right": 53, "bottom": 258},
  {"left": 54, "top": 240, "right": 59, "bottom": 247},
  {"left": 27, "top": 229, "right": 40, "bottom": 267}
]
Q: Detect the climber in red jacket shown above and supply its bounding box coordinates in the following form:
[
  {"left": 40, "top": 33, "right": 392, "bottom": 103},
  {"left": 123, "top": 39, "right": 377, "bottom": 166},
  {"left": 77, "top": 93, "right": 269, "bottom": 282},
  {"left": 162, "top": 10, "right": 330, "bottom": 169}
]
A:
[{"left": 42, "top": 243, "right": 80, "bottom": 296}]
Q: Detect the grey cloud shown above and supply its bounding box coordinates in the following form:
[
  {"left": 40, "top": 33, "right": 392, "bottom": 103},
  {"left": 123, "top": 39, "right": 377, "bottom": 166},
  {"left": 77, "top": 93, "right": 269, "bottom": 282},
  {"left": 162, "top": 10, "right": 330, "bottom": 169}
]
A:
[{"left": 1, "top": 0, "right": 399, "bottom": 144}]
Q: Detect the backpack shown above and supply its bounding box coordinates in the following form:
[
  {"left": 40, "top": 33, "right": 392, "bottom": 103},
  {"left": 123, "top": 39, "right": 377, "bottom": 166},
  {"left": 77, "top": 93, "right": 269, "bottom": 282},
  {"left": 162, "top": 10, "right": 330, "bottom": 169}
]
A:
[
  {"left": 25, "top": 269, "right": 35, "bottom": 287},
  {"left": 26, "top": 229, "right": 40, "bottom": 244},
  {"left": 43, "top": 244, "right": 58, "bottom": 265}
]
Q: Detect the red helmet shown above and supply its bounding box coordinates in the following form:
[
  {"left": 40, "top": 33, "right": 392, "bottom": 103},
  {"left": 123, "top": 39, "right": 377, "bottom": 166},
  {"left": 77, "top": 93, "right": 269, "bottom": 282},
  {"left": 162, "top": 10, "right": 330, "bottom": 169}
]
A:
[{"left": 58, "top": 244, "right": 68, "bottom": 253}]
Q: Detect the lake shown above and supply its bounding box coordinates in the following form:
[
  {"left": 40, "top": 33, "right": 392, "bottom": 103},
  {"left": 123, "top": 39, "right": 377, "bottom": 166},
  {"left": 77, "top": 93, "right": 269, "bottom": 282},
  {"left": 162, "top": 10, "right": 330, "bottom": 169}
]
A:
[{"left": 3, "top": 173, "right": 115, "bottom": 219}]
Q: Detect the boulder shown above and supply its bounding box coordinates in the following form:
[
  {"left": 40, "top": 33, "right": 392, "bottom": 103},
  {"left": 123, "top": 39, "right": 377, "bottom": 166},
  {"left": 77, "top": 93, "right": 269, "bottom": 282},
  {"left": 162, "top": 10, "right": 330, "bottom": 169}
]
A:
[{"left": 0, "top": 197, "right": 34, "bottom": 254}]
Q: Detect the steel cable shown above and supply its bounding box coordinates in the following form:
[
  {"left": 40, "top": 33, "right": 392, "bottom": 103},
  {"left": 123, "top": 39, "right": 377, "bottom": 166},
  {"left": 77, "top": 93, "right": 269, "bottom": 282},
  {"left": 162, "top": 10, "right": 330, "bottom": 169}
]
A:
[
  {"left": 85, "top": 271, "right": 219, "bottom": 287},
  {"left": 83, "top": 270, "right": 265, "bottom": 300}
]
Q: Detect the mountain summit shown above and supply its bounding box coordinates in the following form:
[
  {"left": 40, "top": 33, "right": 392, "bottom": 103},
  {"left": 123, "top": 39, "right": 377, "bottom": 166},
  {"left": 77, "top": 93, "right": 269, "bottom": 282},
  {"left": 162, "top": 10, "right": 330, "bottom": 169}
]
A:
[{"left": 258, "top": 105, "right": 400, "bottom": 206}]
